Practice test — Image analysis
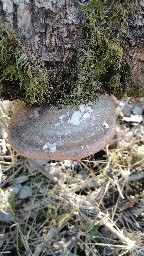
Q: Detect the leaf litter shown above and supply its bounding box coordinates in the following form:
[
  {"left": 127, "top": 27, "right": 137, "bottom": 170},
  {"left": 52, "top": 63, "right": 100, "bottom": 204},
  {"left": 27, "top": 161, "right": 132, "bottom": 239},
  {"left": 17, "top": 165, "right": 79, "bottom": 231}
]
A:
[{"left": 0, "top": 98, "right": 144, "bottom": 255}]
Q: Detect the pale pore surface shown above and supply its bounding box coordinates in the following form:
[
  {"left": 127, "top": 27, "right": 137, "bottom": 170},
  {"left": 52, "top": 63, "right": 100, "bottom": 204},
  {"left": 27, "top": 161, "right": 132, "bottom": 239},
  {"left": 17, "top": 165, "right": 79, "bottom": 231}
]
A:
[{"left": 8, "top": 96, "right": 116, "bottom": 160}]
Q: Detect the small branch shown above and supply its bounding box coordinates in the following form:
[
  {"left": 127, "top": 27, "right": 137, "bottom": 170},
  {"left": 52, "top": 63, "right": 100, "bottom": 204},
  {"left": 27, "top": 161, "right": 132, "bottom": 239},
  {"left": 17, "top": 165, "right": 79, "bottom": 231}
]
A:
[
  {"left": 102, "top": 217, "right": 136, "bottom": 249},
  {"left": 74, "top": 217, "right": 79, "bottom": 256},
  {"left": 29, "top": 160, "right": 58, "bottom": 182}
]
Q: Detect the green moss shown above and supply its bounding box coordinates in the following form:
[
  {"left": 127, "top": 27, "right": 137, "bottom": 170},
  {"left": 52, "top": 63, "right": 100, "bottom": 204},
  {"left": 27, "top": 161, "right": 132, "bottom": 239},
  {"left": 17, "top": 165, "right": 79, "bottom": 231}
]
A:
[
  {"left": 74, "top": 0, "right": 140, "bottom": 101},
  {"left": 0, "top": 21, "right": 49, "bottom": 106},
  {"left": 0, "top": 1, "right": 141, "bottom": 106},
  {"left": 0, "top": 21, "right": 78, "bottom": 106}
]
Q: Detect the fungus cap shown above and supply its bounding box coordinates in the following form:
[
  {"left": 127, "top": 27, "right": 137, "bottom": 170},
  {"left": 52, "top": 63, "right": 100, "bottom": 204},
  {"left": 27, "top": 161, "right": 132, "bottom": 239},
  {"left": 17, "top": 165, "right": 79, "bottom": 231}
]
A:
[{"left": 8, "top": 95, "right": 116, "bottom": 161}]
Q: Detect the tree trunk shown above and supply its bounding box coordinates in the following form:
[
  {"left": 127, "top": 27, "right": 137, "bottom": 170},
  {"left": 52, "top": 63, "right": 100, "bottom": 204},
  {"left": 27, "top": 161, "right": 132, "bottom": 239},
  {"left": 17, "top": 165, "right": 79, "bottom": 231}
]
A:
[
  {"left": 125, "top": 0, "right": 144, "bottom": 86},
  {"left": 0, "top": 0, "right": 82, "bottom": 71},
  {"left": 0, "top": 0, "right": 144, "bottom": 103}
]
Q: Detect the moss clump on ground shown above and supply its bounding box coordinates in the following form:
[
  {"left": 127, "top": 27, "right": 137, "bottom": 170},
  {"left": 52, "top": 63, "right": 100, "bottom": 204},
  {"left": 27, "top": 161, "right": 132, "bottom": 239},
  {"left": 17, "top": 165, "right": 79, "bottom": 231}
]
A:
[{"left": 0, "top": 1, "right": 140, "bottom": 106}]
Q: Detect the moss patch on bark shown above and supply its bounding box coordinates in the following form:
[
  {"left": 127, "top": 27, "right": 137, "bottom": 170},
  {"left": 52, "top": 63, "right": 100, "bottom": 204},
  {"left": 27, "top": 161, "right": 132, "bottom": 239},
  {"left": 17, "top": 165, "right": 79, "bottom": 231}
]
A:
[
  {"left": 74, "top": 0, "right": 140, "bottom": 102},
  {"left": 0, "top": 1, "right": 141, "bottom": 107},
  {"left": 0, "top": 21, "right": 49, "bottom": 106}
]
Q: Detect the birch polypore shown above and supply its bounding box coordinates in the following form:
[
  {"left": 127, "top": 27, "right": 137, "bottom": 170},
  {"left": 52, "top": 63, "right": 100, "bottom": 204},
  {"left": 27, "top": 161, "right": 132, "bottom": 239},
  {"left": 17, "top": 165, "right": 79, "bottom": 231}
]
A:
[{"left": 8, "top": 96, "right": 116, "bottom": 161}]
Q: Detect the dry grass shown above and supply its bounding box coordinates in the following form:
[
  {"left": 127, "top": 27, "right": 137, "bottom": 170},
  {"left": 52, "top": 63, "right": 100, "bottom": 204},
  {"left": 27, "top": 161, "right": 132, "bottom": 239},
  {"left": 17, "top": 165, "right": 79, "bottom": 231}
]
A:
[{"left": 0, "top": 99, "right": 144, "bottom": 256}]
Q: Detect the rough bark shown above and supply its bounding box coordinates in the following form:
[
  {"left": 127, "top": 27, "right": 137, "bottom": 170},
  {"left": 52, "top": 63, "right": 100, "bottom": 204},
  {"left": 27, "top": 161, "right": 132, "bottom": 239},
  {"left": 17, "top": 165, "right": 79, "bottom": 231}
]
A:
[
  {"left": 1, "top": 0, "right": 83, "bottom": 72},
  {"left": 0, "top": 0, "right": 144, "bottom": 100},
  {"left": 126, "top": 0, "right": 144, "bottom": 86}
]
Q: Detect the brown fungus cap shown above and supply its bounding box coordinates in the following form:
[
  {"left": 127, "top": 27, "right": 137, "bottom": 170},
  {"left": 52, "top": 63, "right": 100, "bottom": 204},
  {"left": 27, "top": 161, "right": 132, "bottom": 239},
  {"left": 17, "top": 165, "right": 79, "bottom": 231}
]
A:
[{"left": 8, "top": 95, "right": 116, "bottom": 161}]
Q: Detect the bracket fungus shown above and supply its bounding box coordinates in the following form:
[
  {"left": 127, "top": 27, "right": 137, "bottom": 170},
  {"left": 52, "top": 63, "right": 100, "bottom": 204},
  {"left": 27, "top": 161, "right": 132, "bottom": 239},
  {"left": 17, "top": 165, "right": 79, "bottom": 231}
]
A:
[{"left": 8, "top": 95, "right": 116, "bottom": 161}]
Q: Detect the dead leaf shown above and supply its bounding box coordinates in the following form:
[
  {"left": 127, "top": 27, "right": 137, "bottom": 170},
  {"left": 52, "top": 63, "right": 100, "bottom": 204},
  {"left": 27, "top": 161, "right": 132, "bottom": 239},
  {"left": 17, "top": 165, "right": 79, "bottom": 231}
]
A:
[
  {"left": 0, "top": 211, "right": 14, "bottom": 223},
  {"left": 15, "top": 176, "right": 29, "bottom": 184},
  {"left": 18, "top": 186, "right": 32, "bottom": 199}
]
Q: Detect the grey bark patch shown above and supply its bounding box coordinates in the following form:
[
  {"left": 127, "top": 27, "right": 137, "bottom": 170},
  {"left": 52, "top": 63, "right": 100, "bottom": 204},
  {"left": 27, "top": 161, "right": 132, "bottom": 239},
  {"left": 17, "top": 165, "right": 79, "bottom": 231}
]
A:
[
  {"left": 13, "top": 2, "right": 18, "bottom": 29},
  {"left": 0, "top": 0, "right": 4, "bottom": 17},
  {"left": 0, "top": 0, "right": 83, "bottom": 72}
]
